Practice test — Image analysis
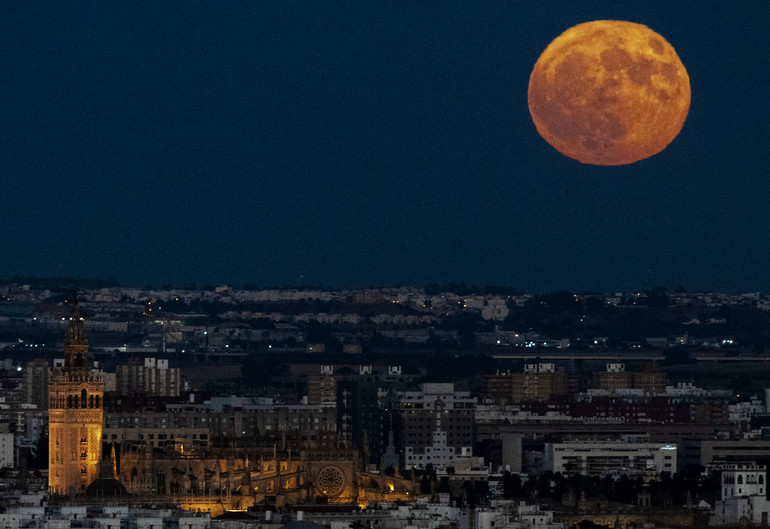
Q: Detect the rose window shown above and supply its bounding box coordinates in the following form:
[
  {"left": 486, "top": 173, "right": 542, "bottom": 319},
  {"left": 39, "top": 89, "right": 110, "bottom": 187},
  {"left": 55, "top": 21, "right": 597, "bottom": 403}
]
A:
[{"left": 317, "top": 466, "right": 344, "bottom": 497}]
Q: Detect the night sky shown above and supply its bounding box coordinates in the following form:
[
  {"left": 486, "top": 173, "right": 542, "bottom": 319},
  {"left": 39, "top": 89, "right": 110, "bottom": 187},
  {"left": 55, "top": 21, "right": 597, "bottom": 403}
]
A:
[{"left": 2, "top": 2, "right": 769, "bottom": 292}]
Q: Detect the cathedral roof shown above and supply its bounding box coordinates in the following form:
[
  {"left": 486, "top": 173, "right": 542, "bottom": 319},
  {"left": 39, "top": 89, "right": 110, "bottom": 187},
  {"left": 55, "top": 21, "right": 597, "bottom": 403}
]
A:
[{"left": 84, "top": 478, "right": 129, "bottom": 497}]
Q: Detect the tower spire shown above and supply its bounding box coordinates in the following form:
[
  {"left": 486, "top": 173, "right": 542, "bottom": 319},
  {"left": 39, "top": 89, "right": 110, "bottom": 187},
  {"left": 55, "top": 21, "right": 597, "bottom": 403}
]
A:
[{"left": 63, "top": 293, "right": 89, "bottom": 371}]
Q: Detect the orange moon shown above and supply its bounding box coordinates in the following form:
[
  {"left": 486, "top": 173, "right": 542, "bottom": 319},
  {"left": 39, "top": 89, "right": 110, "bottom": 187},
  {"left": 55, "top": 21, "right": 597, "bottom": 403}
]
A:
[{"left": 528, "top": 20, "right": 690, "bottom": 166}]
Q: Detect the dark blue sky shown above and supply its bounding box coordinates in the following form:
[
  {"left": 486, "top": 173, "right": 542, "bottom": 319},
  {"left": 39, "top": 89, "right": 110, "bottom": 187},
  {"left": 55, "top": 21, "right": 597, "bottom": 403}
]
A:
[{"left": 2, "top": 1, "right": 769, "bottom": 292}]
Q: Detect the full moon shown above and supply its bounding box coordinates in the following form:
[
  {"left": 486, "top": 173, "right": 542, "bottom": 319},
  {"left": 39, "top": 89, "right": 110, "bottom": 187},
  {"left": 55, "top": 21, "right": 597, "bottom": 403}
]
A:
[{"left": 528, "top": 20, "right": 690, "bottom": 166}]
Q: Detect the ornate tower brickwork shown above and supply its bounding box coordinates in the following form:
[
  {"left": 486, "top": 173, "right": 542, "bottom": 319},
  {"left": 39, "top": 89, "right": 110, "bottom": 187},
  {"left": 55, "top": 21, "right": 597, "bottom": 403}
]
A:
[{"left": 48, "top": 303, "right": 104, "bottom": 495}]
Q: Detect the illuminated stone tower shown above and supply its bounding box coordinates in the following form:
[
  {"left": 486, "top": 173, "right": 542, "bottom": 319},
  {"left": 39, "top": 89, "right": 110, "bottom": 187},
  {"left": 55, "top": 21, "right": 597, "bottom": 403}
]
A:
[{"left": 48, "top": 302, "right": 104, "bottom": 495}]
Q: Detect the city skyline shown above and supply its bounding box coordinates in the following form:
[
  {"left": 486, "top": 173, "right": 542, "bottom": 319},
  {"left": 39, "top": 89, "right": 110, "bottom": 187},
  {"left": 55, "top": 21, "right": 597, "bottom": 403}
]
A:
[{"left": 2, "top": 2, "right": 768, "bottom": 292}]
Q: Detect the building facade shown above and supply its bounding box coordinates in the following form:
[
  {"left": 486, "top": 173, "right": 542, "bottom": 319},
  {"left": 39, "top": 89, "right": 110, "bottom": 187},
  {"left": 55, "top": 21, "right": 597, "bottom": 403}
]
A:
[
  {"left": 22, "top": 359, "right": 50, "bottom": 409},
  {"left": 713, "top": 463, "right": 770, "bottom": 526},
  {"left": 0, "top": 432, "right": 13, "bottom": 468},
  {"left": 398, "top": 383, "right": 476, "bottom": 469},
  {"left": 544, "top": 440, "right": 677, "bottom": 478},
  {"left": 306, "top": 366, "right": 337, "bottom": 406},
  {"left": 336, "top": 366, "right": 413, "bottom": 466},
  {"left": 481, "top": 364, "right": 573, "bottom": 405},
  {"left": 591, "top": 363, "right": 667, "bottom": 395},
  {"left": 115, "top": 358, "right": 181, "bottom": 397}
]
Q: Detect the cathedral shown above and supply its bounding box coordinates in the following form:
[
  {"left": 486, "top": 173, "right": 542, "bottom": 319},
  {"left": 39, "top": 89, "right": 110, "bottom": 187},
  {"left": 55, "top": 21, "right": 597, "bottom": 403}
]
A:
[
  {"left": 46, "top": 304, "right": 417, "bottom": 509},
  {"left": 48, "top": 303, "right": 104, "bottom": 495},
  {"left": 115, "top": 442, "right": 416, "bottom": 511}
]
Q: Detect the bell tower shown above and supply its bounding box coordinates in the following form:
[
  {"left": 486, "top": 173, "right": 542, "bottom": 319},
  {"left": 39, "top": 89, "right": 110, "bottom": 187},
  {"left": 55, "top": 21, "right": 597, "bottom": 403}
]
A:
[{"left": 48, "top": 300, "right": 104, "bottom": 495}]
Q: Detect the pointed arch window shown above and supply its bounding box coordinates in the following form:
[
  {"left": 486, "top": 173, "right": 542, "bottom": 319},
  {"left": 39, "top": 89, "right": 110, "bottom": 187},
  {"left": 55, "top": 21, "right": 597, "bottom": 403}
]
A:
[{"left": 81, "top": 389, "right": 88, "bottom": 408}]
